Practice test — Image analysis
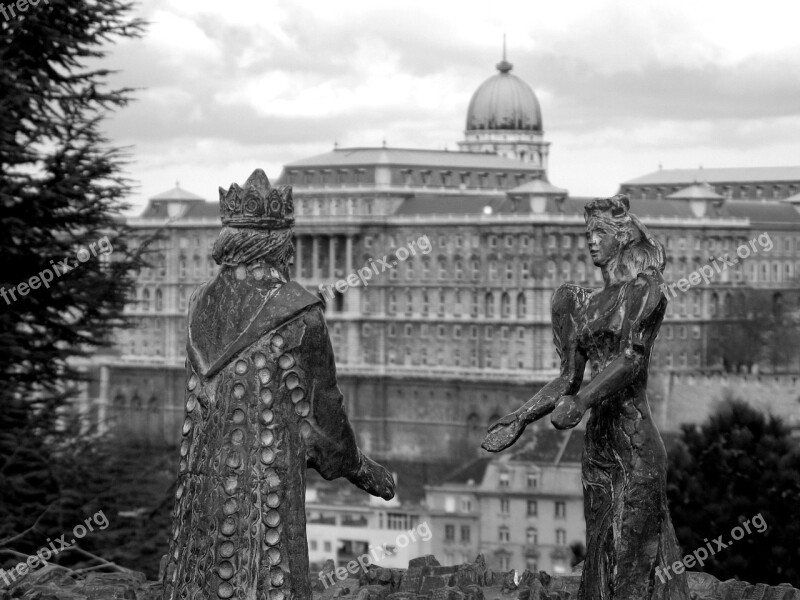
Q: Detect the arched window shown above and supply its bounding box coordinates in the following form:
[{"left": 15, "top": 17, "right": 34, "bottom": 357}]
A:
[
  {"left": 710, "top": 293, "right": 719, "bottom": 317},
  {"left": 438, "top": 257, "right": 447, "bottom": 280},
  {"left": 576, "top": 261, "right": 586, "bottom": 282},
  {"left": 421, "top": 291, "right": 429, "bottom": 316},
  {"left": 406, "top": 290, "right": 413, "bottom": 315},
  {"left": 546, "top": 261, "right": 556, "bottom": 282},
  {"left": 471, "top": 291, "right": 479, "bottom": 317},
  {"left": 485, "top": 293, "right": 495, "bottom": 318},
  {"left": 455, "top": 260, "right": 464, "bottom": 280},
  {"left": 501, "top": 293, "right": 510, "bottom": 318},
  {"left": 155, "top": 288, "right": 163, "bottom": 312},
  {"left": 471, "top": 258, "right": 481, "bottom": 280},
  {"left": 526, "top": 527, "right": 538, "bottom": 545},
  {"left": 498, "top": 526, "right": 510, "bottom": 542},
  {"left": 561, "top": 260, "right": 571, "bottom": 282},
  {"left": 142, "top": 288, "right": 150, "bottom": 312},
  {"left": 193, "top": 256, "right": 202, "bottom": 279},
  {"left": 467, "top": 413, "right": 480, "bottom": 431},
  {"left": 517, "top": 293, "right": 527, "bottom": 318},
  {"left": 489, "top": 261, "right": 498, "bottom": 280}
]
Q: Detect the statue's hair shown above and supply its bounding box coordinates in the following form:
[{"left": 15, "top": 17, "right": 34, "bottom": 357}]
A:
[
  {"left": 584, "top": 194, "right": 665, "bottom": 275},
  {"left": 212, "top": 226, "right": 294, "bottom": 270}
]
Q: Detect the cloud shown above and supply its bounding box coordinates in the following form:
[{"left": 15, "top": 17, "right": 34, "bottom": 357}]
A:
[{"left": 100, "top": 0, "right": 800, "bottom": 203}]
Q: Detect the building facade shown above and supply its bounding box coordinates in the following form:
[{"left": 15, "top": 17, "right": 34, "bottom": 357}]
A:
[{"left": 83, "top": 56, "right": 800, "bottom": 460}]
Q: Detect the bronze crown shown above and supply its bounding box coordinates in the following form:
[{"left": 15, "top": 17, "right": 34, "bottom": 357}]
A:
[{"left": 219, "top": 169, "right": 294, "bottom": 229}]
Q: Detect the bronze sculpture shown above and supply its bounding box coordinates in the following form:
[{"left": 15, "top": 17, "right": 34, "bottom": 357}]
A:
[
  {"left": 162, "top": 169, "right": 395, "bottom": 600},
  {"left": 483, "top": 195, "right": 689, "bottom": 600}
]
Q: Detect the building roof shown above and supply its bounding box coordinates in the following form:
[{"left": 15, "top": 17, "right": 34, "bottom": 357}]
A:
[
  {"left": 394, "top": 194, "right": 512, "bottom": 216},
  {"left": 623, "top": 166, "right": 800, "bottom": 186},
  {"left": 283, "top": 147, "right": 543, "bottom": 172},
  {"left": 667, "top": 183, "right": 725, "bottom": 200},
  {"left": 465, "top": 58, "right": 542, "bottom": 133},
  {"left": 507, "top": 429, "right": 584, "bottom": 465},
  {"left": 436, "top": 457, "right": 494, "bottom": 486},
  {"left": 508, "top": 179, "right": 567, "bottom": 195},
  {"left": 150, "top": 183, "right": 206, "bottom": 201},
  {"left": 725, "top": 200, "right": 800, "bottom": 228}
]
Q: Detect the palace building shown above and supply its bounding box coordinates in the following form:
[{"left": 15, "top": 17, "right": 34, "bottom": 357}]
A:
[{"left": 82, "top": 54, "right": 800, "bottom": 461}]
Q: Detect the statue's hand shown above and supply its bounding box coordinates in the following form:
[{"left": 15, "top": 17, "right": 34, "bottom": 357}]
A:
[
  {"left": 349, "top": 454, "right": 395, "bottom": 501},
  {"left": 482, "top": 412, "right": 526, "bottom": 453},
  {"left": 551, "top": 395, "right": 585, "bottom": 430}
]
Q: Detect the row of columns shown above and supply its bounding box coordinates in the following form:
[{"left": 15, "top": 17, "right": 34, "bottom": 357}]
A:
[{"left": 294, "top": 234, "right": 354, "bottom": 282}]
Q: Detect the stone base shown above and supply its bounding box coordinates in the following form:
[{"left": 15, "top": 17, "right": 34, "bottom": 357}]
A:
[{"left": 2, "top": 557, "right": 798, "bottom": 600}]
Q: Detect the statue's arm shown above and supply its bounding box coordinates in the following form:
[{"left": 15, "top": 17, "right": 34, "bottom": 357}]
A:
[
  {"left": 482, "top": 284, "right": 586, "bottom": 452},
  {"left": 301, "top": 307, "right": 395, "bottom": 500},
  {"left": 551, "top": 272, "right": 663, "bottom": 429}
]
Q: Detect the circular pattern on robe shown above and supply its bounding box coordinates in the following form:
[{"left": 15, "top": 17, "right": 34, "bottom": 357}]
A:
[
  {"left": 260, "top": 389, "right": 273, "bottom": 407},
  {"left": 179, "top": 459, "right": 187, "bottom": 472},
  {"left": 235, "top": 360, "right": 248, "bottom": 375},
  {"left": 182, "top": 417, "right": 193, "bottom": 435},
  {"left": 266, "top": 492, "right": 280, "bottom": 508},
  {"left": 265, "top": 469, "right": 281, "bottom": 488},
  {"left": 270, "top": 568, "right": 284, "bottom": 587},
  {"left": 270, "top": 590, "right": 285, "bottom": 600},
  {"left": 284, "top": 373, "right": 300, "bottom": 389},
  {"left": 176, "top": 482, "right": 185, "bottom": 500},
  {"left": 232, "top": 409, "right": 246, "bottom": 424},
  {"left": 218, "top": 561, "right": 234, "bottom": 580},
  {"left": 260, "top": 429, "right": 274, "bottom": 446},
  {"left": 254, "top": 353, "right": 267, "bottom": 369},
  {"left": 258, "top": 369, "right": 272, "bottom": 385},
  {"left": 223, "top": 498, "right": 238, "bottom": 516},
  {"left": 265, "top": 510, "right": 280, "bottom": 527},
  {"left": 231, "top": 429, "right": 245, "bottom": 444},
  {"left": 187, "top": 374, "right": 198, "bottom": 391},
  {"left": 265, "top": 528, "right": 280, "bottom": 546},
  {"left": 224, "top": 476, "right": 238, "bottom": 495},
  {"left": 295, "top": 401, "right": 311, "bottom": 417},
  {"left": 180, "top": 439, "right": 190, "bottom": 457},
  {"left": 291, "top": 388, "right": 305, "bottom": 404},
  {"left": 267, "top": 547, "right": 281, "bottom": 566},
  {"left": 278, "top": 354, "right": 295, "bottom": 370},
  {"left": 221, "top": 517, "right": 237, "bottom": 536},
  {"left": 260, "top": 448, "right": 275, "bottom": 465},
  {"left": 218, "top": 582, "right": 234, "bottom": 599},
  {"left": 226, "top": 452, "right": 241, "bottom": 468},
  {"left": 186, "top": 394, "right": 197, "bottom": 413},
  {"left": 219, "top": 541, "right": 235, "bottom": 558},
  {"left": 299, "top": 421, "right": 312, "bottom": 437},
  {"left": 261, "top": 409, "right": 274, "bottom": 425},
  {"left": 233, "top": 383, "right": 246, "bottom": 399},
  {"left": 252, "top": 266, "right": 265, "bottom": 280},
  {"left": 271, "top": 335, "right": 284, "bottom": 348},
  {"left": 235, "top": 265, "right": 247, "bottom": 280}
]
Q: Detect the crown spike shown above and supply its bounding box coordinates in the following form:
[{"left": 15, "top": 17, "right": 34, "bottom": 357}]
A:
[
  {"left": 244, "top": 168, "right": 271, "bottom": 195},
  {"left": 219, "top": 169, "right": 294, "bottom": 230}
]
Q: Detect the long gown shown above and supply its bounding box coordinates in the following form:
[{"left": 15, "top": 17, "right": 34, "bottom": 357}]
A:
[
  {"left": 552, "top": 271, "right": 690, "bottom": 600},
  {"left": 162, "top": 269, "right": 367, "bottom": 600}
]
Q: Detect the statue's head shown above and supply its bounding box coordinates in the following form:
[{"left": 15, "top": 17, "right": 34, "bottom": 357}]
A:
[
  {"left": 212, "top": 169, "right": 295, "bottom": 279},
  {"left": 584, "top": 194, "right": 665, "bottom": 276}
]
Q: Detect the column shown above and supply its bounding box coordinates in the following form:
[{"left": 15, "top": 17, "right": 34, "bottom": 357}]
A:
[
  {"left": 312, "top": 236, "right": 319, "bottom": 281},
  {"left": 295, "top": 235, "right": 303, "bottom": 281},
  {"left": 328, "top": 236, "right": 336, "bottom": 279}
]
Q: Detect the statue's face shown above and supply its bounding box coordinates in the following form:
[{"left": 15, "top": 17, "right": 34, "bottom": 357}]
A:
[{"left": 586, "top": 220, "right": 622, "bottom": 267}]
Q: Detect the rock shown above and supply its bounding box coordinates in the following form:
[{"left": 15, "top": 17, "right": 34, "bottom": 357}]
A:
[
  {"left": 431, "top": 586, "right": 465, "bottom": 600},
  {"left": 501, "top": 571, "right": 517, "bottom": 592},
  {"left": 462, "top": 584, "right": 484, "bottom": 600},
  {"left": 419, "top": 574, "right": 454, "bottom": 595},
  {"left": 408, "top": 556, "right": 440, "bottom": 570}
]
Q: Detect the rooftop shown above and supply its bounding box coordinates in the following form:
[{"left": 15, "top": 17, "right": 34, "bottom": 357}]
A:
[
  {"left": 283, "top": 147, "right": 544, "bottom": 172},
  {"left": 623, "top": 166, "right": 800, "bottom": 186}
]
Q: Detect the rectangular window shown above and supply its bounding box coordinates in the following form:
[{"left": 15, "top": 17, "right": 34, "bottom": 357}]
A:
[
  {"left": 445, "top": 524, "right": 455, "bottom": 541},
  {"left": 555, "top": 501, "right": 566, "bottom": 519},
  {"left": 527, "top": 500, "right": 538, "bottom": 516}
]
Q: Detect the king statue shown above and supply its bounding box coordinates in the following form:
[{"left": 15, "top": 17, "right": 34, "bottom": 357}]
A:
[{"left": 162, "top": 169, "right": 396, "bottom": 600}]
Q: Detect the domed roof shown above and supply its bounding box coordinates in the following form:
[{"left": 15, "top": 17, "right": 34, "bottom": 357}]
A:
[{"left": 465, "top": 58, "right": 542, "bottom": 132}]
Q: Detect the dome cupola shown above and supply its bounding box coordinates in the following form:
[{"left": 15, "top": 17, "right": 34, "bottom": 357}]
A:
[
  {"left": 465, "top": 58, "right": 543, "bottom": 133},
  {"left": 457, "top": 47, "right": 550, "bottom": 169}
]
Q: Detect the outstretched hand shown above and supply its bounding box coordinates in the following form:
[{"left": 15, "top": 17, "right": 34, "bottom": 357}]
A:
[
  {"left": 349, "top": 454, "right": 395, "bottom": 501},
  {"left": 551, "top": 395, "right": 585, "bottom": 430},
  {"left": 482, "top": 412, "right": 527, "bottom": 453}
]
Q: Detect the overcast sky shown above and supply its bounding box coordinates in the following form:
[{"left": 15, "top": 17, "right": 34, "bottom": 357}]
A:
[{"left": 104, "top": 0, "right": 800, "bottom": 212}]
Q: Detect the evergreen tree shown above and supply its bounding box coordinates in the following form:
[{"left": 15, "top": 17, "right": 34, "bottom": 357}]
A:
[
  {"left": 0, "top": 0, "right": 145, "bottom": 563},
  {"left": 667, "top": 398, "right": 800, "bottom": 586}
]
